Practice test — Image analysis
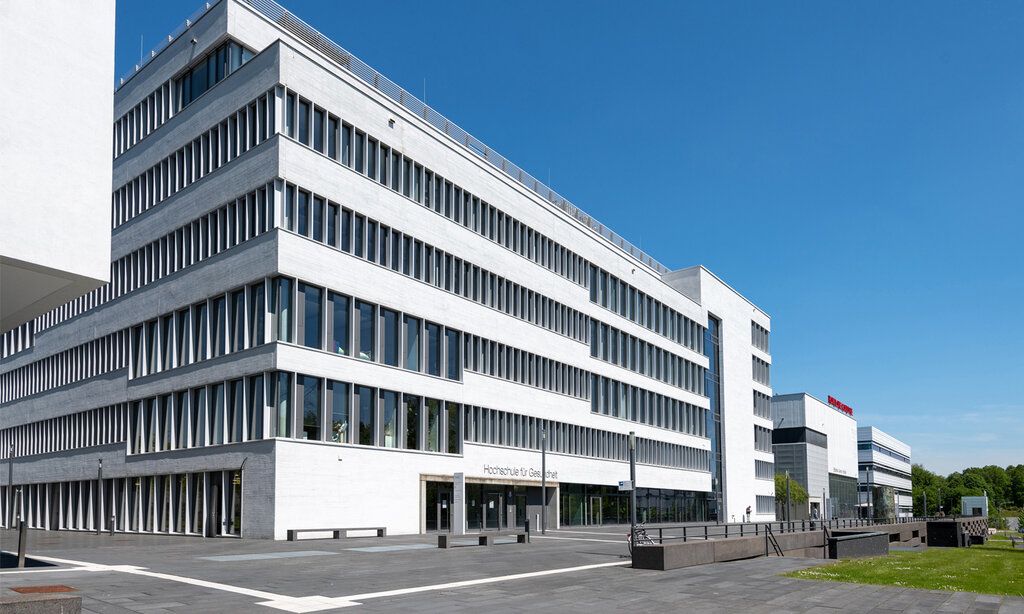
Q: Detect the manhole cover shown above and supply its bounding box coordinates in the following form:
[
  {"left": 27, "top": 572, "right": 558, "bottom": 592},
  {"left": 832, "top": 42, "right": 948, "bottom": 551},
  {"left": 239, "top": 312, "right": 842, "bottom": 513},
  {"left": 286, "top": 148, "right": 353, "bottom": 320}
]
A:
[{"left": 11, "top": 585, "right": 77, "bottom": 594}]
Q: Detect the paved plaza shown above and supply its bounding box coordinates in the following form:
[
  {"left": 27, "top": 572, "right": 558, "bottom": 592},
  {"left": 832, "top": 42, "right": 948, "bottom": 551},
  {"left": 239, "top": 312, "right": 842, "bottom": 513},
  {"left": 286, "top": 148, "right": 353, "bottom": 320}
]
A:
[{"left": 1, "top": 527, "right": 1022, "bottom": 613}]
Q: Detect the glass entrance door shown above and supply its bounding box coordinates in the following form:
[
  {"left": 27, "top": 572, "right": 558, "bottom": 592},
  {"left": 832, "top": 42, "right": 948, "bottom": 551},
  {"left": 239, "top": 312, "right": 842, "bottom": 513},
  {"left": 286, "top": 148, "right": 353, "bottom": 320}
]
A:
[
  {"left": 588, "top": 496, "right": 602, "bottom": 526},
  {"left": 484, "top": 492, "right": 502, "bottom": 530}
]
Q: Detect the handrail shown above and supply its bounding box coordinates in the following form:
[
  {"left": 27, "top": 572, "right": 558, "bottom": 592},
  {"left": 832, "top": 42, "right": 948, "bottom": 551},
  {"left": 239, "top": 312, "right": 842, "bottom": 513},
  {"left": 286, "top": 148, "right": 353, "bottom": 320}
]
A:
[{"left": 642, "top": 516, "right": 932, "bottom": 544}]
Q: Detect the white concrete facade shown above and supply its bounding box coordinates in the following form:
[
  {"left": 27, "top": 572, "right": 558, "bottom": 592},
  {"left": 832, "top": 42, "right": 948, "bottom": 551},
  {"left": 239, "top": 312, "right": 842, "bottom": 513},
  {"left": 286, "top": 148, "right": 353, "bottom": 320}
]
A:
[
  {"left": 0, "top": 0, "right": 773, "bottom": 538},
  {"left": 857, "top": 425, "right": 913, "bottom": 517},
  {"left": 0, "top": 0, "right": 114, "bottom": 333}
]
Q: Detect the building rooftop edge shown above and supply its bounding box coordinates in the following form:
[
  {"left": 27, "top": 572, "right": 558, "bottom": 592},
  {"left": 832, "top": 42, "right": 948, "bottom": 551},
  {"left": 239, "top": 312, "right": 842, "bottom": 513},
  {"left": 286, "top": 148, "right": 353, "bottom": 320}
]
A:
[
  {"left": 670, "top": 265, "right": 771, "bottom": 319},
  {"left": 116, "top": 0, "right": 681, "bottom": 280},
  {"left": 772, "top": 392, "right": 857, "bottom": 421}
]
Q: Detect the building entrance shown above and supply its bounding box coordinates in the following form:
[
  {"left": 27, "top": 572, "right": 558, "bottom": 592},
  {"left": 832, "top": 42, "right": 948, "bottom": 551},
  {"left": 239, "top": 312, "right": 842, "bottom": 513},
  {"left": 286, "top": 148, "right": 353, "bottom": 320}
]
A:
[{"left": 589, "top": 496, "right": 603, "bottom": 525}]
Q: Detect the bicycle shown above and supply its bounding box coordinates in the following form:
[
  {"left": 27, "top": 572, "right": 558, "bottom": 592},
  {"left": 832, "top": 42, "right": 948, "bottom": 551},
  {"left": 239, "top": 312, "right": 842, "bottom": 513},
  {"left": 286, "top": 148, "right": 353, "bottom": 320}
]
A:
[{"left": 626, "top": 523, "right": 655, "bottom": 555}]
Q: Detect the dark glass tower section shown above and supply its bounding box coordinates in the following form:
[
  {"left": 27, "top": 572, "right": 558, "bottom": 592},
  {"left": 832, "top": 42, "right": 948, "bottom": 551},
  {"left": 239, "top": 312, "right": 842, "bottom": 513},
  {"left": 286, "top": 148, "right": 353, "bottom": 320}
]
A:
[{"left": 704, "top": 315, "right": 724, "bottom": 521}]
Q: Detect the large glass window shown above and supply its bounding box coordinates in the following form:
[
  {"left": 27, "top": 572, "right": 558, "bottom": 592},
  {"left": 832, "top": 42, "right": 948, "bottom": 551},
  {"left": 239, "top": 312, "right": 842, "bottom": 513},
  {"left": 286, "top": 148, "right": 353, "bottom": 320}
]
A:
[
  {"left": 405, "top": 395, "right": 420, "bottom": 450},
  {"left": 381, "top": 390, "right": 398, "bottom": 448},
  {"left": 357, "top": 301, "right": 375, "bottom": 360},
  {"left": 274, "top": 372, "right": 292, "bottom": 437},
  {"left": 298, "top": 100, "right": 310, "bottom": 146},
  {"left": 328, "top": 292, "right": 349, "bottom": 355},
  {"left": 447, "top": 401, "right": 460, "bottom": 454},
  {"left": 249, "top": 282, "right": 265, "bottom": 346},
  {"left": 328, "top": 380, "right": 348, "bottom": 443},
  {"left": 176, "top": 41, "right": 253, "bottom": 110},
  {"left": 297, "top": 189, "right": 311, "bottom": 237},
  {"left": 248, "top": 375, "right": 264, "bottom": 441},
  {"left": 357, "top": 385, "right": 374, "bottom": 445},
  {"left": 230, "top": 291, "right": 245, "bottom": 353},
  {"left": 426, "top": 323, "right": 441, "bottom": 376},
  {"left": 313, "top": 109, "right": 324, "bottom": 152},
  {"left": 445, "top": 329, "right": 461, "bottom": 380},
  {"left": 404, "top": 315, "right": 420, "bottom": 371},
  {"left": 425, "top": 399, "right": 441, "bottom": 452},
  {"left": 381, "top": 309, "right": 399, "bottom": 367},
  {"left": 297, "top": 282, "right": 322, "bottom": 349},
  {"left": 273, "top": 277, "right": 293, "bottom": 342},
  {"left": 211, "top": 296, "right": 226, "bottom": 357},
  {"left": 192, "top": 387, "right": 207, "bottom": 447},
  {"left": 299, "top": 375, "right": 321, "bottom": 441},
  {"left": 210, "top": 383, "right": 225, "bottom": 445}
]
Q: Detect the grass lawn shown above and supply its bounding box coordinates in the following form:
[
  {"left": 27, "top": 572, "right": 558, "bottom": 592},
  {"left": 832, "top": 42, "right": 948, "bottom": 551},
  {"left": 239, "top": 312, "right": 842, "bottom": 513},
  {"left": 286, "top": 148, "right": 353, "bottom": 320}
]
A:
[{"left": 785, "top": 537, "right": 1024, "bottom": 597}]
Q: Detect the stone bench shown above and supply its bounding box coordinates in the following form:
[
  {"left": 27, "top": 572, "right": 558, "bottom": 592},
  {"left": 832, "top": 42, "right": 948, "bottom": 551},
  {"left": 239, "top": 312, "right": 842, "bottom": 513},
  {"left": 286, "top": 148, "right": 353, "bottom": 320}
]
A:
[
  {"left": 287, "top": 527, "right": 386, "bottom": 541},
  {"left": 437, "top": 533, "right": 527, "bottom": 548}
]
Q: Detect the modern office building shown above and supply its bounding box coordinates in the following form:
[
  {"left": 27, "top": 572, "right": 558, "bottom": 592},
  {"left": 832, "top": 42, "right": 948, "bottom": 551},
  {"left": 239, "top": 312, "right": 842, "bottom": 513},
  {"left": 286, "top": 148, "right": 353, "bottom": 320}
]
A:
[
  {"left": 771, "top": 393, "right": 858, "bottom": 519},
  {"left": 857, "top": 426, "right": 912, "bottom": 518},
  {"left": 0, "top": 0, "right": 115, "bottom": 333},
  {"left": 0, "top": 0, "right": 774, "bottom": 538}
]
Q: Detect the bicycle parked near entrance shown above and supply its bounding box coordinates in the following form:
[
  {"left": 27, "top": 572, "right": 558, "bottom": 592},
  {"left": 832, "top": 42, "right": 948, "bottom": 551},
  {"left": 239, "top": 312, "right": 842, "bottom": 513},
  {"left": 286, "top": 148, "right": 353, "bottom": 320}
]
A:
[{"left": 627, "top": 522, "right": 655, "bottom": 555}]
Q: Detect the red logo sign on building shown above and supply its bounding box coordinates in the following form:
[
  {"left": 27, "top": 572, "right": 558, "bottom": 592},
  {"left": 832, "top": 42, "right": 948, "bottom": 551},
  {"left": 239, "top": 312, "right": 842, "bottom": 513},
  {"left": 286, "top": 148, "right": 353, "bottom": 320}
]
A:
[{"left": 828, "top": 395, "right": 854, "bottom": 416}]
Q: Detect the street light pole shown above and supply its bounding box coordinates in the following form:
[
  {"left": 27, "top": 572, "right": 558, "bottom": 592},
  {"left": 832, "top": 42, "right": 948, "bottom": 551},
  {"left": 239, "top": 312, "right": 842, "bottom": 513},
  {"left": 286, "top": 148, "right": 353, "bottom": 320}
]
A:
[
  {"left": 96, "top": 459, "right": 103, "bottom": 535},
  {"left": 6, "top": 444, "right": 12, "bottom": 528},
  {"left": 541, "top": 428, "right": 547, "bottom": 535},
  {"left": 629, "top": 432, "right": 637, "bottom": 545}
]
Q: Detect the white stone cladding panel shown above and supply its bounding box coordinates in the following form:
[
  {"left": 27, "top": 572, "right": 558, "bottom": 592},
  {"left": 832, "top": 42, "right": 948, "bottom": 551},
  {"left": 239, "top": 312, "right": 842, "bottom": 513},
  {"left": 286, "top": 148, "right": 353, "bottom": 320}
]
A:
[{"left": 273, "top": 438, "right": 709, "bottom": 538}]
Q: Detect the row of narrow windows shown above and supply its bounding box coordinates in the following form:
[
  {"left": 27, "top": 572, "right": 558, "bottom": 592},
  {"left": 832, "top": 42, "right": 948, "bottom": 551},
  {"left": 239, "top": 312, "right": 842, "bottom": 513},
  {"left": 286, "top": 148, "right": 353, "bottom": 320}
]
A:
[
  {"left": 1, "top": 182, "right": 273, "bottom": 362},
  {"left": 754, "top": 391, "right": 772, "bottom": 419},
  {"left": 128, "top": 275, "right": 464, "bottom": 384},
  {"left": 755, "top": 459, "right": 775, "bottom": 480},
  {"left": 113, "top": 39, "right": 255, "bottom": 159},
  {"left": 111, "top": 88, "right": 274, "bottom": 228},
  {"left": 753, "top": 356, "right": 771, "bottom": 386},
  {"left": 754, "top": 425, "right": 773, "bottom": 452},
  {"left": 0, "top": 405, "right": 126, "bottom": 459},
  {"left": 463, "top": 334, "right": 588, "bottom": 400},
  {"left": 0, "top": 471, "right": 242, "bottom": 537},
  {"left": 590, "top": 266, "right": 705, "bottom": 353},
  {"left": 591, "top": 320, "right": 706, "bottom": 395},
  {"left": 282, "top": 87, "right": 590, "bottom": 288},
  {"left": 0, "top": 331, "right": 127, "bottom": 404},
  {"left": 127, "top": 371, "right": 462, "bottom": 455},
  {"left": 465, "top": 404, "right": 709, "bottom": 471},
  {"left": 590, "top": 375, "right": 708, "bottom": 438},
  {"left": 751, "top": 321, "right": 770, "bottom": 353},
  {"left": 281, "top": 181, "right": 590, "bottom": 344}
]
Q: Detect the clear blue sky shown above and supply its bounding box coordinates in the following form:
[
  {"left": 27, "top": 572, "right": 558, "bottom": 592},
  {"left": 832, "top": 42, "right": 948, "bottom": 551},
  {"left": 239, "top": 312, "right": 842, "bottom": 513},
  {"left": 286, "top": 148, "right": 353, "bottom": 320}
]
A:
[{"left": 115, "top": 1, "right": 1024, "bottom": 475}]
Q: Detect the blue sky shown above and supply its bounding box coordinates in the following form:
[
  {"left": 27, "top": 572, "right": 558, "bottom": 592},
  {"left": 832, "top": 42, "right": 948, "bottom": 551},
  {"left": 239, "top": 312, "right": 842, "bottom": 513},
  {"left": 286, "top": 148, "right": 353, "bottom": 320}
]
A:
[{"left": 115, "top": 1, "right": 1023, "bottom": 475}]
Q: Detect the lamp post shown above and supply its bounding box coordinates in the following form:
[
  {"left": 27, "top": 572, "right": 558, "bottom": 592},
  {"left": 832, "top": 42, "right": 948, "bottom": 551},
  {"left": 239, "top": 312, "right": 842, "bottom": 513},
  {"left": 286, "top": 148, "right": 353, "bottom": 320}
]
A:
[
  {"left": 540, "top": 428, "right": 547, "bottom": 534},
  {"left": 96, "top": 458, "right": 103, "bottom": 535},
  {"left": 629, "top": 432, "right": 637, "bottom": 546}
]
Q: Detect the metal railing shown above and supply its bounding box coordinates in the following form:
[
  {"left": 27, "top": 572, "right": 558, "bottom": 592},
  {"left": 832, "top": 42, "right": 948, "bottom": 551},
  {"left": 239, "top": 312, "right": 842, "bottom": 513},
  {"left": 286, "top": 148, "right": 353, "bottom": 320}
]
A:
[
  {"left": 238, "top": 0, "right": 671, "bottom": 275},
  {"left": 644, "top": 516, "right": 931, "bottom": 545}
]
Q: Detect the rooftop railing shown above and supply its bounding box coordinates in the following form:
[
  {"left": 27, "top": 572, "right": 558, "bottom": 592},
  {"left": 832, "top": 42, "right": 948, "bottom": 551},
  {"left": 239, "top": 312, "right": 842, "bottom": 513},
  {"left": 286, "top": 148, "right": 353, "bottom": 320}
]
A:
[
  {"left": 118, "top": 0, "right": 670, "bottom": 275},
  {"left": 116, "top": 1, "right": 219, "bottom": 89}
]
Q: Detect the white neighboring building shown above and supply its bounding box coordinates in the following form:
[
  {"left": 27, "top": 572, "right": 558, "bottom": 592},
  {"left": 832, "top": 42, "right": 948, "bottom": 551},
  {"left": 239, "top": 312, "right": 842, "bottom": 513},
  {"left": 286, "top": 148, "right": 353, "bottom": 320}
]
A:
[
  {"left": 771, "top": 393, "right": 858, "bottom": 519},
  {"left": 857, "top": 426, "right": 913, "bottom": 518},
  {"left": 0, "top": 0, "right": 774, "bottom": 538},
  {"left": 0, "top": 0, "right": 114, "bottom": 334}
]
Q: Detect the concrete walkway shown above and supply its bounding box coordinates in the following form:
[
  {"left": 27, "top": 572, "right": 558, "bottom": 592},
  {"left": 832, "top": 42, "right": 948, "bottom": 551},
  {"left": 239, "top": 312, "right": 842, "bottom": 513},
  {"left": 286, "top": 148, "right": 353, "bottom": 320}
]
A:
[{"left": 1, "top": 529, "right": 1021, "bottom": 613}]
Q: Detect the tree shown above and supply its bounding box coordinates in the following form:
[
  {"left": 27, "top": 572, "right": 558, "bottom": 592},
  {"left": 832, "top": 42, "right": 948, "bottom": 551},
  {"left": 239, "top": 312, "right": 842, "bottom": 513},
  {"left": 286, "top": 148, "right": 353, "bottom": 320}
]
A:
[
  {"left": 1007, "top": 464, "right": 1024, "bottom": 509},
  {"left": 912, "top": 464, "right": 945, "bottom": 516},
  {"left": 1018, "top": 510, "right": 1024, "bottom": 535},
  {"left": 775, "top": 472, "right": 808, "bottom": 516}
]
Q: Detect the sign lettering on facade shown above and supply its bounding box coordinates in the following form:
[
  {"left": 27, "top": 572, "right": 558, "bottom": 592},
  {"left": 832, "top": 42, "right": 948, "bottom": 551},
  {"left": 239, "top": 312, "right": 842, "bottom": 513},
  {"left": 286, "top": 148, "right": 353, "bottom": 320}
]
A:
[{"left": 827, "top": 395, "right": 854, "bottom": 416}]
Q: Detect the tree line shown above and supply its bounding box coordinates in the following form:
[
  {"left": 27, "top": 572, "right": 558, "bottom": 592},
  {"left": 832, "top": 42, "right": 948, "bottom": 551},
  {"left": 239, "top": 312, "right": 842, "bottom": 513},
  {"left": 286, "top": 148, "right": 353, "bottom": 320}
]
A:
[{"left": 912, "top": 463, "right": 1024, "bottom": 516}]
